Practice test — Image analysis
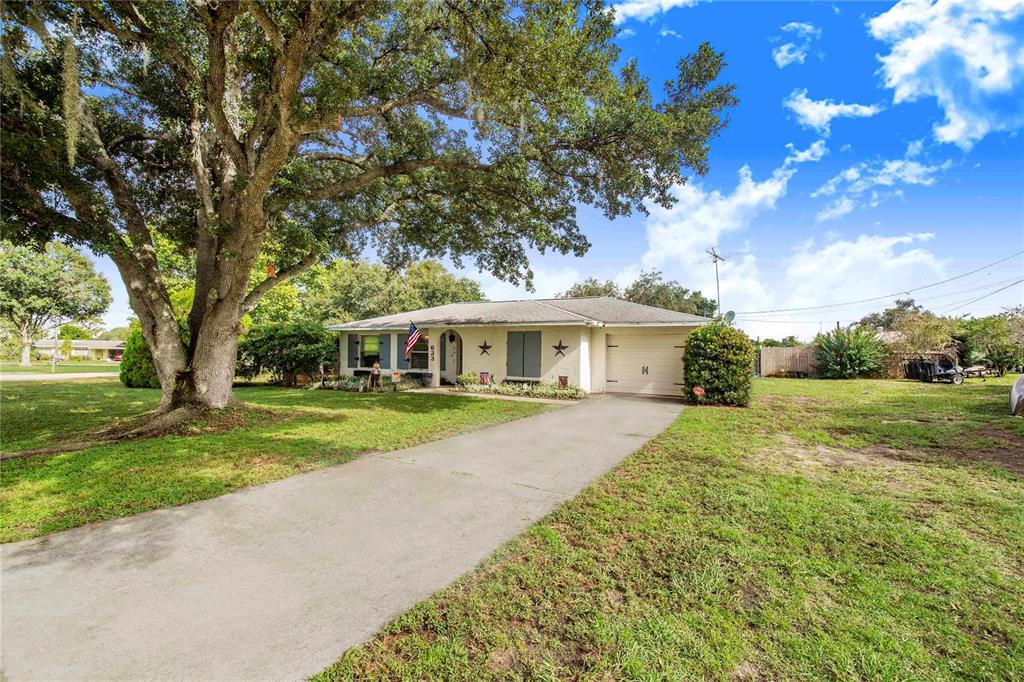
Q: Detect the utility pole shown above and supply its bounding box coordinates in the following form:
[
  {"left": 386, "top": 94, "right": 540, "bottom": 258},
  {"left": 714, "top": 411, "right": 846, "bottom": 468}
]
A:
[{"left": 706, "top": 247, "right": 726, "bottom": 316}]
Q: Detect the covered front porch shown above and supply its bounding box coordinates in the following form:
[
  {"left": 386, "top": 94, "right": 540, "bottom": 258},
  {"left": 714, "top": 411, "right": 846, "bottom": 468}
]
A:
[{"left": 338, "top": 328, "right": 464, "bottom": 387}]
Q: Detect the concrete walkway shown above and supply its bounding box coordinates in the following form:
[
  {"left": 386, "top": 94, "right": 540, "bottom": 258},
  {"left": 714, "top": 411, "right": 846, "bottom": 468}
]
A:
[
  {"left": 0, "top": 372, "right": 118, "bottom": 381},
  {"left": 0, "top": 394, "right": 682, "bottom": 682}
]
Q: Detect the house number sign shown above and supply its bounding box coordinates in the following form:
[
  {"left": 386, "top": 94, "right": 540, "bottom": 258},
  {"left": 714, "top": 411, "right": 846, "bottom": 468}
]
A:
[{"left": 429, "top": 344, "right": 436, "bottom": 362}]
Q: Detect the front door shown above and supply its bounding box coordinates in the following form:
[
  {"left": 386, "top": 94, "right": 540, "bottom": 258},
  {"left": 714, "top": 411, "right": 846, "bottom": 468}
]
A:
[{"left": 441, "top": 331, "right": 461, "bottom": 384}]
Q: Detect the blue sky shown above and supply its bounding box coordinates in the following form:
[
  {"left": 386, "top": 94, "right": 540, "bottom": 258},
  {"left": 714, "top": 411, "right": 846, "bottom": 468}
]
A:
[{"left": 95, "top": 0, "right": 1024, "bottom": 340}]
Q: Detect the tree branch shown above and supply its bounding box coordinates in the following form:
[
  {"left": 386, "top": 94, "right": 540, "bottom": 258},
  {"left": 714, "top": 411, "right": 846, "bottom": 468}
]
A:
[
  {"left": 306, "top": 158, "right": 494, "bottom": 201},
  {"left": 239, "top": 251, "right": 320, "bottom": 316},
  {"left": 245, "top": 1, "right": 284, "bottom": 54}
]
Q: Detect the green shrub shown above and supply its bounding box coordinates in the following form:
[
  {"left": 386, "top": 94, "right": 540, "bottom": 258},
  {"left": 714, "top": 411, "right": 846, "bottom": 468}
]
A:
[
  {"left": 683, "top": 322, "right": 755, "bottom": 406},
  {"left": 119, "top": 325, "right": 160, "bottom": 389},
  {"left": 323, "top": 373, "right": 427, "bottom": 393},
  {"left": 815, "top": 326, "right": 886, "bottom": 378},
  {"left": 456, "top": 372, "right": 480, "bottom": 386},
  {"left": 237, "top": 321, "right": 335, "bottom": 387},
  {"left": 455, "top": 381, "right": 585, "bottom": 400}
]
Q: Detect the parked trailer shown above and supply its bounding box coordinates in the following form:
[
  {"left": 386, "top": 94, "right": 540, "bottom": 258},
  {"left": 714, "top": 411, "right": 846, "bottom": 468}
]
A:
[{"left": 903, "top": 355, "right": 966, "bottom": 385}]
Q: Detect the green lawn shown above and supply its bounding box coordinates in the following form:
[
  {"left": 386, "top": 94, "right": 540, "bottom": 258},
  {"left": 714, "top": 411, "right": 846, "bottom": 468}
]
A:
[
  {"left": 320, "top": 377, "right": 1024, "bottom": 681},
  {"left": 0, "top": 361, "right": 120, "bottom": 374},
  {"left": 0, "top": 380, "right": 545, "bottom": 542}
]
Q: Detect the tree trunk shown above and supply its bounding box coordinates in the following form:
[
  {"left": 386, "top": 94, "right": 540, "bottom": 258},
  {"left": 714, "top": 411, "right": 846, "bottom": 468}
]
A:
[{"left": 19, "top": 329, "right": 31, "bottom": 366}]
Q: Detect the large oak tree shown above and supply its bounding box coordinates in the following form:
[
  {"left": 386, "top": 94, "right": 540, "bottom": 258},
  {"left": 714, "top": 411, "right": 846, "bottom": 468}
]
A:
[{"left": 1, "top": 0, "right": 736, "bottom": 419}]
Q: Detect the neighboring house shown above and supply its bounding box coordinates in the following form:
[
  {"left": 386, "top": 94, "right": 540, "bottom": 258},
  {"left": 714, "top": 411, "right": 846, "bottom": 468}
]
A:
[
  {"left": 329, "top": 297, "right": 710, "bottom": 396},
  {"left": 33, "top": 339, "right": 125, "bottom": 361}
]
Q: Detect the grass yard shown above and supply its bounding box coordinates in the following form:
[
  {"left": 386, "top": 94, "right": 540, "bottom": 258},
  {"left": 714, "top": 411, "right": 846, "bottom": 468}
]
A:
[
  {"left": 320, "top": 377, "right": 1024, "bottom": 681},
  {"left": 0, "top": 361, "right": 120, "bottom": 374},
  {"left": 0, "top": 380, "right": 546, "bottom": 542}
]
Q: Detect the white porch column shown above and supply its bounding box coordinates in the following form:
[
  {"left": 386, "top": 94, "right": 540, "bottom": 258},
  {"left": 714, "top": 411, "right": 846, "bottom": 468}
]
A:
[
  {"left": 427, "top": 328, "right": 441, "bottom": 387},
  {"left": 578, "top": 328, "right": 592, "bottom": 392},
  {"left": 388, "top": 332, "right": 398, "bottom": 370}
]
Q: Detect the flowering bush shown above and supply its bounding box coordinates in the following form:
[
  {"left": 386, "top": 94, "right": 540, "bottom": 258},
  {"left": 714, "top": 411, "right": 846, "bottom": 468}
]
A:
[{"left": 683, "top": 322, "right": 755, "bottom": 406}]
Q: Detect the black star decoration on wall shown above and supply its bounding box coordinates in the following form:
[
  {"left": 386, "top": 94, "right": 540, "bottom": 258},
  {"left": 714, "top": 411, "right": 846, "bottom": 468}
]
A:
[
  {"left": 478, "top": 341, "right": 492, "bottom": 355},
  {"left": 553, "top": 340, "right": 568, "bottom": 357}
]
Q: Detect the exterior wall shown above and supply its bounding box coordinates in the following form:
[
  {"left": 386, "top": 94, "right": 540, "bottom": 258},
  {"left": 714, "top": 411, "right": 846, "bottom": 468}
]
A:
[
  {"left": 337, "top": 331, "right": 431, "bottom": 378},
  {"left": 435, "top": 325, "right": 587, "bottom": 388}
]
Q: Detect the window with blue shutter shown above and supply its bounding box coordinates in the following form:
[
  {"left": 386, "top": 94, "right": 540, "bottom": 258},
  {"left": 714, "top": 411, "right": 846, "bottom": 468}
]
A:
[
  {"left": 346, "top": 334, "right": 359, "bottom": 368},
  {"left": 379, "top": 334, "right": 391, "bottom": 369},
  {"left": 397, "top": 333, "right": 409, "bottom": 369},
  {"left": 506, "top": 331, "right": 541, "bottom": 378}
]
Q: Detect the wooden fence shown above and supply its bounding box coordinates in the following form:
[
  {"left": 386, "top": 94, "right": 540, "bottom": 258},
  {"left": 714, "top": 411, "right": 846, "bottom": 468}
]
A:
[{"left": 757, "top": 345, "right": 817, "bottom": 377}]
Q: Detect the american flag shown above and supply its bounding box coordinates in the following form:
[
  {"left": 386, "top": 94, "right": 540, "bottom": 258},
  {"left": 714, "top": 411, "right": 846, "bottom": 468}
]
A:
[{"left": 404, "top": 322, "right": 422, "bottom": 359}]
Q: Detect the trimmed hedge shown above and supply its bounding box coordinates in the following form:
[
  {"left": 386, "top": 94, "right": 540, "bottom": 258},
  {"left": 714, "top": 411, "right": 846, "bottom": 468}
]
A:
[
  {"left": 119, "top": 325, "right": 160, "bottom": 389},
  {"left": 683, "top": 322, "right": 755, "bottom": 406}
]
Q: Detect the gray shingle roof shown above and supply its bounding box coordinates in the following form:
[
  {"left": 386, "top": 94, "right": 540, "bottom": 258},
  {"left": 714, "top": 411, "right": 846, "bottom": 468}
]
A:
[{"left": 328, "top": 297, "right": 710, "bottom": 330}]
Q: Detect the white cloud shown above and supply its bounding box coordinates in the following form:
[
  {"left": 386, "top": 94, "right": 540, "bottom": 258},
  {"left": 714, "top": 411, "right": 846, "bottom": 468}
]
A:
[
  {"left": 735, "top": 232, "right": 947, "bottom": 341},
  {"left": 784, "top": 139, "right": 829, "bottom": 165},
  {"left": 611, "top": 0, "right": 703, "bottom": 24},
  {"left": 618, "top": 28, "right": 636, "bottom": 38},
  {"left": 783, "top": 88, "right": 883, "bottom": 135},
  {"left": 772, "top": 21, "right": 823, "bottom": 68},
  {"left": 815, "top": 197, "right": 855, "bottom": 222},
  {"left": 659, "top": 26, "right": 682, "bottom": 38},
  {"left": 812, "top": 152, "right": 952, "bottom": 221},
  {"left": 869, "top": 0, "right": 1024, "bottom": 149},
  {"left": 642, "top": 164, "right": 795, "bottom": 270},
  {"left": 474, "top": 264, "right": 582, "bottom": 300}
]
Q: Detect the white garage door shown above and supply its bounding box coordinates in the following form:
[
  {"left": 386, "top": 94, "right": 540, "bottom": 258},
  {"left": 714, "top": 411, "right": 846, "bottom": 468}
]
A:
[{"left": 606, "top": 330, "right": 688, "bottom": 396}]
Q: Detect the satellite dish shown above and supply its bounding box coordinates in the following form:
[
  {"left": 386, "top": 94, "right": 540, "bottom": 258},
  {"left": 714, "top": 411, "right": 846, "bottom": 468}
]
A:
[{"left": 724, "top": 310, "right": 736, "bottom": 323}]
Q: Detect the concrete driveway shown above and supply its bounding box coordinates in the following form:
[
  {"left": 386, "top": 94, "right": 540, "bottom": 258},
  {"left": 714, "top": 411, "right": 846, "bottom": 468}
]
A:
[{"left": 0, "top": 394, "right": 682, "bottom": 681}]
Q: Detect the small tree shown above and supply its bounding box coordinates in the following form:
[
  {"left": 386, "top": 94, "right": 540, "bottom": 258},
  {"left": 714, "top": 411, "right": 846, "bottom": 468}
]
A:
[
  {"left": 683, "top": 322, "right": 755, "bottom": 406},
  {"left": 815, "top": 327, "right": 886, "bottom": 379},
  {"left": 120, "top": 324, "right": 160, "bottom": 389},
  {"left": 960, "top": 312, "right": 1024, "bottom": 374},
  {"left": 0, "top": 241, "right": 111, "bottom": 365},
  {"left": 237, "top": 322, "right": 336, "bottom": 387}
]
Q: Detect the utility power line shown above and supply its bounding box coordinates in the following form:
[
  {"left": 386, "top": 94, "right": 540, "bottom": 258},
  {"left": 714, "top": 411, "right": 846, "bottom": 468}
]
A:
[
  {"left": 936, "top": 277, "right": 1024, "bottom": 314},
  {"left": 733, "top": 249, "right": 1024, "bottom": 315},
  {"left": 735, "top": 275, "right": 1024, "bottom": 322}
]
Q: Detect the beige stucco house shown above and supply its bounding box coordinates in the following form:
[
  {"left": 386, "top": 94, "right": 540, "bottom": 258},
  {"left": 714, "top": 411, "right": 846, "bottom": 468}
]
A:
[
  {"left": 329, "top": 297, "right": 710, "bottom": 396},
  {"left": 32, "top": 339, "right": 125, "bottom": 361}
]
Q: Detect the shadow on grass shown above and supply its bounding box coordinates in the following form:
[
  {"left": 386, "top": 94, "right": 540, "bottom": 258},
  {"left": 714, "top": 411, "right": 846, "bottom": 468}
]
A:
[{"left": 1, "top": 388, "right": 545, "bottom": 543}]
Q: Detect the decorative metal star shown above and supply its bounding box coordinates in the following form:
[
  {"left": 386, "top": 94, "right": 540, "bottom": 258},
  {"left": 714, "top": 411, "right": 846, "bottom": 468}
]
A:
[
  {"left": 478, "top": 341, "right": 492, "bottom": 355},
  {"left": 552, "top": 340, "right": 568, "bottom": 357}
]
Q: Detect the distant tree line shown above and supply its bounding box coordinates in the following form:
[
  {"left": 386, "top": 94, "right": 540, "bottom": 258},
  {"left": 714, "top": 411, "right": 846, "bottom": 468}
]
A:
[{"left": 556, "top": 270, "right": 717, "bottom": 317}]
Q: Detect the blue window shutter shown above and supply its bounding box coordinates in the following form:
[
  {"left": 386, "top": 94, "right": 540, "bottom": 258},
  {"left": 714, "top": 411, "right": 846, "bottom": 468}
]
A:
[
  {"left": 440, "top": 334, "right": 447, "bottom": 371},
  {"left": 397, "top": 334, "right": 409, "bottom": 369},
  {"left": 523, "top": 331, "right": 541, "bottom": 378},
  {"left": 346, "top": 334, "right": 359, "bottom": 368},
  {"left": 506, "top": 332, "right": 524, "bottom": 376},
  {"left": 379, "top": 334, "right": 391, "bottom": 369}
]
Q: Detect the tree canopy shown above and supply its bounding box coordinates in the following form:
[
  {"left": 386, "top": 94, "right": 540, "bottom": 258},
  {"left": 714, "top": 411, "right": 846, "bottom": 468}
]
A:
[
  {"left": 1, "top": 0, "right": 736, "bottom": 411},
  {"left": 858, "top": 298, "right": 923, "bottom": 330},
  {"left": 300, "top": 258, "right": 485, "bottom": 324},
  {"left": 0, "top": 241, "right": 111, "bottom": 364},
  {"left": 557, "top": 269, "right": 716, "bottom": 317}
]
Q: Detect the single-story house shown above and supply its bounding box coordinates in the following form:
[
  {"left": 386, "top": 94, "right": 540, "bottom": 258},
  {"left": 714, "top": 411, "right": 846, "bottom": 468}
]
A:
[
  {"left": 32, "top": 339, "right": 125, "bottom": 361},
  {"left": 329, "top": 297, "right": 711, "bottom": 396}
]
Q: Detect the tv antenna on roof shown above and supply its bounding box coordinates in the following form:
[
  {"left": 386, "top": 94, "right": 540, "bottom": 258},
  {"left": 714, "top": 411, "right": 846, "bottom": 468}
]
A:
[{"left": 706, "top": 247, "right": 726, "bottom": 316}]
